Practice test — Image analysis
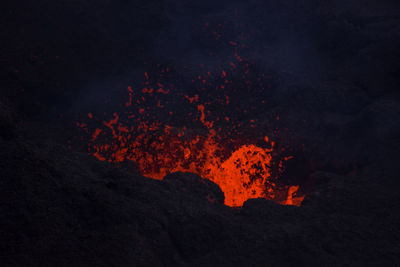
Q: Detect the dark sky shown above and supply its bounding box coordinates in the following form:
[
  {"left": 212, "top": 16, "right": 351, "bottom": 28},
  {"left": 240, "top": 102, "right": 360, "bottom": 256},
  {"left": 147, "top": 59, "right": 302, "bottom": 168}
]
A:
[{"left": 1, "top": 0, "right": 399, "bottom": 118}]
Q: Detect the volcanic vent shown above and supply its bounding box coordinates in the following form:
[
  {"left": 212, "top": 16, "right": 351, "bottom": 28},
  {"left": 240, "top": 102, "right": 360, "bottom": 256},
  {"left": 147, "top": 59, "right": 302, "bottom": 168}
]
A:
[
  {"left": 77, "top": 21, "right": 306, "bottom": 207},
  {"left": 77, "top": 66, "right": 305, "bottom": 207}
]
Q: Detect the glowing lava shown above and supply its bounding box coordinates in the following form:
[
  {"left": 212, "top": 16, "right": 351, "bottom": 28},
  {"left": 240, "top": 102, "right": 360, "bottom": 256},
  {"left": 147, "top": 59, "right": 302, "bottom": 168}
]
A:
[
  {"left": 79, "top": 102, "right": 301, "bottom": 207},
  {"left": 207, "top": 144, "right": 274, "bottom": 207},
  {"left": 77, "top": 21, "right": 305, "bottom": 207}
]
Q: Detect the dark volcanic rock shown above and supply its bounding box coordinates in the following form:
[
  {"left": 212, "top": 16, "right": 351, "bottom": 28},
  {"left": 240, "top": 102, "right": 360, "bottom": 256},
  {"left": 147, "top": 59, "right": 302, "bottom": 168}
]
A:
[
  {"left": 0, "top": 100, "right": 399, "bottom": 266},
  {"left": 164, "top": 172, "right": 225, "bottom": 205},
  {"left": 0, "top": 101, "right": 17, "bottom": 140}
]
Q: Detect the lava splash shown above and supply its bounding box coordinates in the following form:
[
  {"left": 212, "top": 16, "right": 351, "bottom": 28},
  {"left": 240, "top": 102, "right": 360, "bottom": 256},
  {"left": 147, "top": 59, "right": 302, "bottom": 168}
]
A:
[
  {"left": 78, "top": 85, "right": 304, "bottom": 207},
  {"left": 77, "top": 21, "right": 305, "bottom": 207}
]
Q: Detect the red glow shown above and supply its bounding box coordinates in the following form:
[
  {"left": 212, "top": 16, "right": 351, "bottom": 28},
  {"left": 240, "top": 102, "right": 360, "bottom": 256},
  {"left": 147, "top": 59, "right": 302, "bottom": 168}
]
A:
[
  {"left": 79, "top": 87, "right": 304, "bottom": 206},
  {"left": 78, "top": 21, "right": 305, "bottom": 207},
  {"left": 85, "top": 118, "right": 281, "bottom": 206}
]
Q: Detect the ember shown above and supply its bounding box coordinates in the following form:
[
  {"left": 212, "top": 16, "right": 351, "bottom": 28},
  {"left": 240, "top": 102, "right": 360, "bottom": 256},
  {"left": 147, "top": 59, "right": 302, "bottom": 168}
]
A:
[
  {"left": 78, "top": 76, "right": 304, "bottom": 207},
  {"left": 78, "top": 21, "right": 305, "bottom": 207}
]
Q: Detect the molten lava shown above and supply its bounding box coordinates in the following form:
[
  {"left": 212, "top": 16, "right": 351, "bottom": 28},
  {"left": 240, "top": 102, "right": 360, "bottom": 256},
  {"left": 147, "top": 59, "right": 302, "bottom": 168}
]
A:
[
  {"left": 77, "top": 21, "right": 305, "bottom": 207},
  {"left": 79, "top": 94, "right": 303, "bottom": 207}
]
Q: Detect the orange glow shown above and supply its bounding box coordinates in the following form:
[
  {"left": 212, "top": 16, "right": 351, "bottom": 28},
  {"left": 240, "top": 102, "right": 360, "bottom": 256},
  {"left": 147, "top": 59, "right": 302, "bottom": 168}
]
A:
[
  {"left": 78, "top": 21, "right": 306, "bottom": 207},
  {"left": 85, "top": 117, "right": 280, "bottom": 206},
  {"left": 208, "top": 144, "right": 274, "bottom": 206},
  {"left": 284, "top": 186, "right": 305, "bottom": 207},
  {"left": 80, "top": 101, "right": 304, "bottom": 207}
]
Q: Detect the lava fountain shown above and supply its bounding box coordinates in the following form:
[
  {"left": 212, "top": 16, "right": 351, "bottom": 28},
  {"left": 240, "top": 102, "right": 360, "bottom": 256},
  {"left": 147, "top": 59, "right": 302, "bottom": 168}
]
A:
[
  {"left": 77, "top": 21, "right": 305, "bottom": 207},
  {"left": 78, "top": 77, "right": 304, "bottom": 207}
]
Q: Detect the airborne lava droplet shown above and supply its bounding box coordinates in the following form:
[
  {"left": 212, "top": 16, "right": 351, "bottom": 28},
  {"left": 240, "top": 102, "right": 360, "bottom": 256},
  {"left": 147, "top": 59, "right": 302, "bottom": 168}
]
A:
[{"left": 77, "top": 21, "right": 305, "bottom": 207}]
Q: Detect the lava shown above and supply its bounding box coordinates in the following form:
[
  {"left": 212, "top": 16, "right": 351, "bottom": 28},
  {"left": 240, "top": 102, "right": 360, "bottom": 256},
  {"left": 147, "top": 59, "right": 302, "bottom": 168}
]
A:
[
  {"left": 79, "top": 85, "right": 303, "bottom": 207},
  {"left": 77, "top": 21, "right": 305, "bottom": 207},
  {"left": 85, "top": 118, "right": 279, "bottom": 207}
]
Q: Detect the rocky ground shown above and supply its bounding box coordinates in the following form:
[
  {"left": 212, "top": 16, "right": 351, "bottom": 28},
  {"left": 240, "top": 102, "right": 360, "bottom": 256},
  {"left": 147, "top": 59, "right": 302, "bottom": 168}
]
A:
[{"left": 1, "top": 97, "right": 400, "bottom": 266}]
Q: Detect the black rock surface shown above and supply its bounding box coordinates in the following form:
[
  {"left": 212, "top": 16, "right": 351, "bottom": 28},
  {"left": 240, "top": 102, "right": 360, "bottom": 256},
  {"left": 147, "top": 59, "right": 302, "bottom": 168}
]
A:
[{"left": 0, "top": 100, "right": 399, "bottom": 266}]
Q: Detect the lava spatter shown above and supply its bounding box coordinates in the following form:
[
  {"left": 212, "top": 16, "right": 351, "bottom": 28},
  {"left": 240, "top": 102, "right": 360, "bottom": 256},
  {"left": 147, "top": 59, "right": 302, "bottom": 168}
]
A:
[{"left": 78, "top": 21, "right": 305, "bottom": 207}]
